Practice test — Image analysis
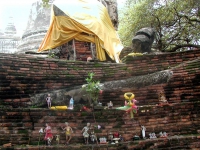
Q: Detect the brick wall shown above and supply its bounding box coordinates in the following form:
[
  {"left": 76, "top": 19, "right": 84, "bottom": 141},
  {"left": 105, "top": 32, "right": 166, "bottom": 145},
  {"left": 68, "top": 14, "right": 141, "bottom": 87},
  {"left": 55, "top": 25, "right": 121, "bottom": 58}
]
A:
[
  {"left": 75, "top": 41, "right": 92, "bottom": 61},
  {"left": 0, "top": 102, "right": 200, "bottom": 148},
  {"left": 0, "top": 49, "right": 200, "bottom": 149},
  {"left": 0, "top": 53, "right": 131, "bottom": 107},
  {"left": 1, "top": 50, "right": 200, "bottom": 107}
]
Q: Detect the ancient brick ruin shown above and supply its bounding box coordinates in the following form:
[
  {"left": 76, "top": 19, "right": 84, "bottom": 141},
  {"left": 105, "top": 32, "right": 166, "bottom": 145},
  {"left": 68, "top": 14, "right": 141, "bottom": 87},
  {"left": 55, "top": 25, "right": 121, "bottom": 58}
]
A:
[{"left": 0, "top": 49, "right": 200, "bottom": 149}]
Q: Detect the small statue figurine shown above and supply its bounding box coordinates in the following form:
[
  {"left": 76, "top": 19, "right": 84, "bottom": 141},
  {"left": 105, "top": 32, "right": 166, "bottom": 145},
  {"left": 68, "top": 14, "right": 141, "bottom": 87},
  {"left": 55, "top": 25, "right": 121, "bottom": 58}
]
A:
[
  {"left": 159, "top": 132, "right": 163, "bottom": 137},
  {"left": 90, "top": 131, "right": 98, "bottom": 144},
  {"left": 46, "top": 94, "right": 52, "bottom": 109},
  {"left": 159, "top": 131, "right": 168, "bottom": 138},
  {"left": 55, "top": 135, "right": 60, "bottom": 145},
  {"left": 116, "top": 92, "right": 138, "bottom": 119},
  {"left": 149, "top": 133, "right": 152, "bottom": 139},
  {"left": 158, "top": 91, "right": 168, "bottom": 106},
  {"left": 44, "top": 123, "right": 53, "bottom": 146},
  {"left": 152, "top": 133, "right": 157, "bottom": 138},
  {"left": 149, "top": 133, "right": 157, "bottom": 139},
  {"left": 163, "top": 132, "right": 168, "bottom": 137},
  {"left": 108, "top": 132, "right": 113, "bottom": 143},
  {"left": 108, "top": 101, "right": 113, "bottom": 109},
  {"left": 61, "top": 122, "right": 73, "bottom": 145},
  {"left": 124, "top": 93, "right": 138, "bottom": 118},
  {"left": 82, "top": 123, "right": 90, "bottom": 144},
  {"left": 141, "top": 125, "right": 146, "bottom": 139}
]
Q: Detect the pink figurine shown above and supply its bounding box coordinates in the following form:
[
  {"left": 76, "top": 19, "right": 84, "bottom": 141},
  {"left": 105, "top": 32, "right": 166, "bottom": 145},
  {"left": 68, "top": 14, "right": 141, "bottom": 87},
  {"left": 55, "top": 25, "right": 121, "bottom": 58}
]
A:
[
  {"left": 44, "top": 123, "right": 53, "bottom": 145},
  {"left": 46, "top": 94, "right": 52, "bottom": 109}
]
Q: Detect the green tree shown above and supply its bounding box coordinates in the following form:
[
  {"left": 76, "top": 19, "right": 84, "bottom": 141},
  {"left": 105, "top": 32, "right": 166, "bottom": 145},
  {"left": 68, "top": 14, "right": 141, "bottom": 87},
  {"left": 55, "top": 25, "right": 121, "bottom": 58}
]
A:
[{"left": 119, "top": 0, "right": 200, "bottom": 52}]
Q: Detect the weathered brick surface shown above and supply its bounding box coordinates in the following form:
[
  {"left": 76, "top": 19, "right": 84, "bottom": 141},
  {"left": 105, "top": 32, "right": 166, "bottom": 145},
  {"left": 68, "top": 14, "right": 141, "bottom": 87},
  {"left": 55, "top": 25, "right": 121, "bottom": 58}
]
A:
[
  {"left": 0, "top": 102, "right": 199, "bottom": 148},
  {"left": 0, "top": 50, "right": 200, "bottom": 149}
]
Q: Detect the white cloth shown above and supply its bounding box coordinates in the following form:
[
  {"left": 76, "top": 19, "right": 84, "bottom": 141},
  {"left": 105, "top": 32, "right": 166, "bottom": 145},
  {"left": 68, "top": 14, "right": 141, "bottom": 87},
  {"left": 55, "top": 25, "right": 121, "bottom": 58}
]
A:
[
  {"left": 83, "top": 126, "right": 89, "bottom": 137},
  {"left": 46, "top": 97, "right": 51, "bottom": 103}
]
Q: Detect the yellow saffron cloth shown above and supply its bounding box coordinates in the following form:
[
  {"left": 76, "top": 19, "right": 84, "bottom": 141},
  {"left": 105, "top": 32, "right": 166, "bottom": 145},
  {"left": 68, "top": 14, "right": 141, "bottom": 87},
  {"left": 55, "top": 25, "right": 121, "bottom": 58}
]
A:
[
  {"left": 50, "top": 106, "right": 68, "bottom": 110},
  {"left": 38, "top": 0, "right": 123, "bottom": 63}
]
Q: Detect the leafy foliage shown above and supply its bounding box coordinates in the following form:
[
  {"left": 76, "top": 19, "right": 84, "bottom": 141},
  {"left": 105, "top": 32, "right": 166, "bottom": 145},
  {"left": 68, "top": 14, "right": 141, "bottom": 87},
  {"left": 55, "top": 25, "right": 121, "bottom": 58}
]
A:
[
  {"left": 82, "top": 73, "right": 101, "bottom": 105},
  {"left": 119, "top": 0, "right": 200, "bottom": 52}
]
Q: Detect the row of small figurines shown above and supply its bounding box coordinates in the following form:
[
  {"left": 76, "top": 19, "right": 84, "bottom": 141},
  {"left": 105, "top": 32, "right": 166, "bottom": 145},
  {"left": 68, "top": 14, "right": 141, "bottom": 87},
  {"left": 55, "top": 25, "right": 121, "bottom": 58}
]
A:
[{"left": 146, "top": 132, "right": 168, "bottom": 139}]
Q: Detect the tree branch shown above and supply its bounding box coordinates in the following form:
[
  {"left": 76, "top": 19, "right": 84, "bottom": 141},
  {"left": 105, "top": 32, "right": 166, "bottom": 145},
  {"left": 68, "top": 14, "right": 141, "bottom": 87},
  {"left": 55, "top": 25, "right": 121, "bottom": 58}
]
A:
[{"left": 168, "top": 44, "right": 200, "bottom": 52}]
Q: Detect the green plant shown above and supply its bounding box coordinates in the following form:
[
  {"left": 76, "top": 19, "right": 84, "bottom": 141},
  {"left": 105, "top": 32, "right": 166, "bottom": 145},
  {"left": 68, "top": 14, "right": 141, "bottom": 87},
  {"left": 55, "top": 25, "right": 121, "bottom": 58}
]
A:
[
  {"left": 48, "top": 53, "right": 55, "bottom": 58},
  {"left": 82, "top": 72, "right": 102, "bottom": 105}
]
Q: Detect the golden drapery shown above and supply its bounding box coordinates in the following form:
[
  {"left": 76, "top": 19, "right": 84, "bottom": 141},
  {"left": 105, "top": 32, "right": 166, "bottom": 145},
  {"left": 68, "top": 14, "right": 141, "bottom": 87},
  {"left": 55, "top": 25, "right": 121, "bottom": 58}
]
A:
[{"left": 38, "top": 0, "right": 123, "bottom": 62}]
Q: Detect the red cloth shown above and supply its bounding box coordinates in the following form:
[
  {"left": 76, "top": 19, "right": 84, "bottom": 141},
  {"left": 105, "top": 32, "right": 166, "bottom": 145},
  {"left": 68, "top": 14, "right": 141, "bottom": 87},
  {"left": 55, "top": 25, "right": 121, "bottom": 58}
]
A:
[
  {"left": 113, "top": 132, "right": 119, "bottom": 138},
  {"left": 44, "top": 129, "right": 53, "bottom": 140}
]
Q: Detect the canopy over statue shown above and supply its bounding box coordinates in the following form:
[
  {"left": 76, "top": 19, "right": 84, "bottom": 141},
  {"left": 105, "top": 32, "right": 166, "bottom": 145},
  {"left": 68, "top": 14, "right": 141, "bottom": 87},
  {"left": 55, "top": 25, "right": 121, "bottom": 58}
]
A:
[{"left": 38, "top": 0, "right": 123, "bottom": 63}]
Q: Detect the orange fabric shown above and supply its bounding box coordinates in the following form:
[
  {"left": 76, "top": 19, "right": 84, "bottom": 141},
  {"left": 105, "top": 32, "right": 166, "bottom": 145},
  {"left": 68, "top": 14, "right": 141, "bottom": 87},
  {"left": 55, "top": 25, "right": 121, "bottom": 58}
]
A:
[{"left": 38, "top": 0, "right": 123, "bottom": 62}]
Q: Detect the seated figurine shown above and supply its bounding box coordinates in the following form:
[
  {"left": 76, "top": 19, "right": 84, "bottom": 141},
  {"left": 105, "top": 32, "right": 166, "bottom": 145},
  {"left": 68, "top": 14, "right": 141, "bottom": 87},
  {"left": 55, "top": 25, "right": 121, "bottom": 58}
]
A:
[
  {"left": 149, "top": 133, "right": 157, "bottom": 139},
  {"left": 108, "top": 132, "right": 113, "bottom": 142},
  {"left": 152, "top": 133, "right": 157, "bottom": 139},
  {"left": 163, "top": 132, "right": 168, "bottom": 137},
  {"left": 107, "top": 101, "right": 113, "bottom": 109},
  {"left": 158, "top": 91, "right": 169, "bottom": 106},
  {"left": 160, "top": 132, "right": 168, "bottom": 138},
  {"left": 149, "top": 133, "right": 153, "bottom": 139},
  {"left": 90, "top": 131, "right": 98, "bottom": 144}
]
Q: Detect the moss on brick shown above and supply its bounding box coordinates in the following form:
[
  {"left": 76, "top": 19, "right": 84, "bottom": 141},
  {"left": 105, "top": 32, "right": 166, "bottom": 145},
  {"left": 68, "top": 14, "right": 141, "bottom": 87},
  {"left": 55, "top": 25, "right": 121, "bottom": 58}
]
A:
[
  {"left": 18, "top": 129, "right": 29, "bottom": 134},
  {"left": 81, "top": 112, "right": 90, "bottom": 116},
  {"left": 185, "top": 62, "right": 200, "bottom": 70}
]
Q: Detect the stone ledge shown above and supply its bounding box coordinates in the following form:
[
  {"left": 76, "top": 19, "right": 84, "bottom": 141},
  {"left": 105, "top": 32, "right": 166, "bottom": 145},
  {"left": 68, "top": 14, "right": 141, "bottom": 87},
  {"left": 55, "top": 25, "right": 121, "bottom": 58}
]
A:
[{"left": 0, "top": 135, "right": 199, "bottom": 150}]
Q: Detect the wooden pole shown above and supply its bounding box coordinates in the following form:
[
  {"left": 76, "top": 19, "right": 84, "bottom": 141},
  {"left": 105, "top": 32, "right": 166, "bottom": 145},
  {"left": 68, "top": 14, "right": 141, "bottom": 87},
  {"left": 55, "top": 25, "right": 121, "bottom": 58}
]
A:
[
  {"left": 90, "top": 42, "right": 94, "bottom": 59},
  {"left": 73, "top": 39, "right": 76, "bottom": 60}
]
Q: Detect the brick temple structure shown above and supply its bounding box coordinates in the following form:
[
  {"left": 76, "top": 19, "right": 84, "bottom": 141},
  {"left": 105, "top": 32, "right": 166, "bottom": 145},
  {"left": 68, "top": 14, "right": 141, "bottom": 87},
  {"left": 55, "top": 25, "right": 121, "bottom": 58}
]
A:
[
  {"left": 49, "top": 40, "right": 97, "bottom": 61},
  {"left": 17, "top": 0, "right": 119, "bottom": 59},
  {"left": 0, "top": 49, "right": 200, "bottom": 149}
]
